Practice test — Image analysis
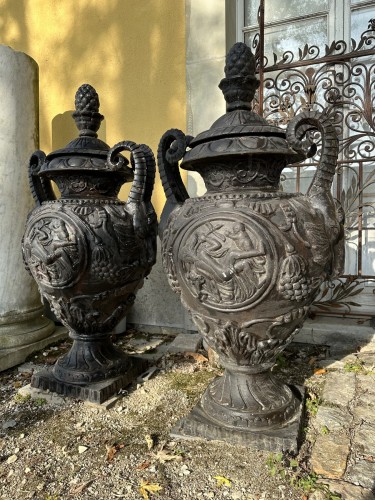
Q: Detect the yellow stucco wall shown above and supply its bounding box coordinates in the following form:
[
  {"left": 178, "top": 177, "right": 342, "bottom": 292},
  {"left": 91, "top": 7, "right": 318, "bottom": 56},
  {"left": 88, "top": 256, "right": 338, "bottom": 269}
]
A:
[{"left": 0, "top": 0, "right": 186, "bottom": 214}]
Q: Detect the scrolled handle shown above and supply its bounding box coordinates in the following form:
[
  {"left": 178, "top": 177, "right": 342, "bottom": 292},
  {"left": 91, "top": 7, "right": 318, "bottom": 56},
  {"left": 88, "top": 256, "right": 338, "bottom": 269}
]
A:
[
  {"left": 286, "top": 110, "right": 338, "bottom": 195},
  {"left": 107, "top": 141, "right": 148, "bottom": 237},
  {"left": 157, "top": 129, "right": 192, "bottom": 234},
  {"left": 28, "top": 150, "right": 55, "bottom": 205}
]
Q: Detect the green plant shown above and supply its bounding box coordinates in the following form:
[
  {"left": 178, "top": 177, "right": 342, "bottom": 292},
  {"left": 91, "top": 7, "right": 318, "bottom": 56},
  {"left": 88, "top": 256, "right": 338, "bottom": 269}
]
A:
[
  {"left": 275, "top": 353, "right": 288, "bottom": 369},
  {"left": 265, "top": 452, "right": 285, "bottom": 477},
  {"left": 321, "top": 425, "right": 330, "bottom": 435},
  {"left": 33, "top": 397, "right": 47, "bottom": 407},
  {"left": 13, "top": 393, "right": 31, "bottom": 404},
  {"left": 344, "top": 358, "right": 364, "bottom": 373},
  {"left": 306, "top": 395, "right": 321, "bottom": 417}
]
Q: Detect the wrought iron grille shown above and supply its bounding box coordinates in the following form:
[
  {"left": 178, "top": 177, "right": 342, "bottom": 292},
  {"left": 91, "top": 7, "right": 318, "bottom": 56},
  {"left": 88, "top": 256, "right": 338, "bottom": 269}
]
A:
[{"left": 247, "top": 3, "right": 375, "bottom": 314}]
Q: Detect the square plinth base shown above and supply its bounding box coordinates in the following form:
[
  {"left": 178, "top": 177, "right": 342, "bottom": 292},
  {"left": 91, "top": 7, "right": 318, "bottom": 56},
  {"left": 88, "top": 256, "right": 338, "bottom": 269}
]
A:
[
  {"left": 31, "top": 357, "right": 147, "bottom": 404},
  {"left": 171, "top": 386, "right": 305, "bottom": 453}
]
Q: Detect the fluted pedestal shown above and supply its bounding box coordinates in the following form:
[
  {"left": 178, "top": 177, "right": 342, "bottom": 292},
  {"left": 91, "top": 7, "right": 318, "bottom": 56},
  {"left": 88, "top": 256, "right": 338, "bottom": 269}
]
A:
[{"left": 0, "top": 45, "right": 56, "bottom": 371}]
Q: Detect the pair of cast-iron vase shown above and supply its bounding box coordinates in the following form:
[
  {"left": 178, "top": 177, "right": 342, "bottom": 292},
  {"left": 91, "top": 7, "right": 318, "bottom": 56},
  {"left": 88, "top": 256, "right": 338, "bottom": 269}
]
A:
[{"left": 22, "top": 43, "right": 344, "bottom": 451}]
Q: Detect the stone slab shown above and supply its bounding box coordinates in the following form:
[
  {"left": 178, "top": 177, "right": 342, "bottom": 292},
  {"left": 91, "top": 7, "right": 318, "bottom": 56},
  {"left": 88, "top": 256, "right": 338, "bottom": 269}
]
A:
[
  {"left": 346, "top": 459, "right": 375, "bottom": 490},
  {"left": 166, "top": 333, "right": 202, "bottom": 354},
  {"left": 31, "top": 357, "right": 147, "bottom": 404},
  {"left": 18, "top": 383, "right": 68, "bottom": 406},
  {"left": 354, "top": 422, "right": 375, "bottom": 457},
  {"left": 295, "top": 318, "right": 375, "bottom": 356},
  {"left": 357, "top": 374, "right": 375, "bottom": 407},
  {"left": 0, "top": 326, "right": 68, "bottom": 372},
  {"left": 314, "top": 405, "right": 350, "bottom": 432},
  {"left": 84, "top": 394, "right": 122, "bottom": 411},
  {"left": 171, "top": 387, "right": 305, "bottom": 453},
  {"left": 322, "top": 372, "right": 356, "bottom": 407},
  {"left": 353, "top": 405, "right": 375, "bottom": 426},
  {"left": 320, "top": 479, "right": 375, "bottom": 500},
  {"left": 317, "top": 357, "right": 352, "bottom": 370},
  {"left": 311, "top": 434, "right": 350, "bottom": 479},
  {"left": 357, "top": 353, "right": 375, "bottom": 370}
]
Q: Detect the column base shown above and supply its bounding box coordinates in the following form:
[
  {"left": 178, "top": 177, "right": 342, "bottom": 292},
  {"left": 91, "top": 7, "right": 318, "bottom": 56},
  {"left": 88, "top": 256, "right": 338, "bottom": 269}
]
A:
[
  {"left": 171, "top": 385, "right": 305, "bottom": 453},
  {"left": 0, "top": 325, "right": 64, "bottom": 372},
  {"left": 0, "top": 307, "right": 55, "bottom": 346}
]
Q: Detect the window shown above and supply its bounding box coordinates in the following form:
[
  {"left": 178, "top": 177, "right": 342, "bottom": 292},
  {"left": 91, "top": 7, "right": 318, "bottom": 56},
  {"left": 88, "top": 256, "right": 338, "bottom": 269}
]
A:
[{"left": 237, "top": 0, "right": 375, "bottom": 314}]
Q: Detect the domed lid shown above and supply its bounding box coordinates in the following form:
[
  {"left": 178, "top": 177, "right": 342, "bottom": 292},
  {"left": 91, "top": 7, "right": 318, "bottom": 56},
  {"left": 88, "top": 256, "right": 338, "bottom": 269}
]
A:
[
  {"left": 39, "top": 84, "right": 132, "bottom": 181},
  {"left": 181, "top": 43, "right": 305, "bottom": 170}
]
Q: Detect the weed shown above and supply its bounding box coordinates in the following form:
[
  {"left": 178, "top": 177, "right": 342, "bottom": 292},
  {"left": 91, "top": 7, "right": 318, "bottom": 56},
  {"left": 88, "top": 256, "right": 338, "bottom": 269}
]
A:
[
  {"left": 265, "top": 452, "right": 284, "bottom": 477},
  {"left": 13, "top": 393, "right": 31, "bottom": 404},
  {"left": 321, "top": 425, "right": 330, "bottom": 435},
  {"left": 33, "top": 398, "right": 47, "bottom": 407},
  {"left": 266, "top": 454, "right": 342, "bottom": 499},
  {"left": 306, "top": 395, "right": 321, "bottom": 416},
  {"left": 344, "top": 358, "right": 364, "bottom": 373},
  {"left": 275, "top": 354, "right": 288, "bottom": 369}
]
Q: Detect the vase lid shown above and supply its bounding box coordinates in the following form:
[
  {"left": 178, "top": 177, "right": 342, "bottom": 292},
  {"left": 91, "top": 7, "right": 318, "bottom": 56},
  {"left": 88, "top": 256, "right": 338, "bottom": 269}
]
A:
[
  {"left": 39, "top": 84, "right": 132, "bottom": 181},
  {"left": 181, "top": 43, "right": 305, "bottom": 170}
]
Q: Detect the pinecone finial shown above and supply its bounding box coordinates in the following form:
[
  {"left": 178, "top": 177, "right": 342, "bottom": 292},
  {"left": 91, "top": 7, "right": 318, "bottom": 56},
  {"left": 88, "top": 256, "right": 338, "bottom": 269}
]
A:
[
  {"left": 219, "top": 42, "right": 260, "bottom": 112},
  {"left": 72, "top": 83, "right": 104, "bottom": 137}
]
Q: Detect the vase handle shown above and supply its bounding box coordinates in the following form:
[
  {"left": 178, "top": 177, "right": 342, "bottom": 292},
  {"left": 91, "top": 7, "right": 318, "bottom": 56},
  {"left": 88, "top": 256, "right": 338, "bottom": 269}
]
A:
[
  {"left": 29, "top": 150, "right": 56, "bottom": 205},
  {"left": 286, "top": 110, "right": 344, "bottom": 277},
  {"left": 107, "top": 141, "right": 148, "bottom": 237},
  {"left": 157, "top": 129, "right": 191, "bottom": 235}
]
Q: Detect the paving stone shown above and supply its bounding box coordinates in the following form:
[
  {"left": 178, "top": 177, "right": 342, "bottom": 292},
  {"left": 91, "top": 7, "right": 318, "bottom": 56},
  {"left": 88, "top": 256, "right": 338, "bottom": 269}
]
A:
[
  {"left": 318, "top": 355, "right": 361, "bottom": 370},
  {"left": 84, "top": 394, "right": 122, "bottom": 410},
  {"left": 346, "top": 459, "right": 375, "bottom": 490},
  {"left": 320, "top": 479, "right": 375, "bottom": 500},
  {"left": 314, "top": 405, "right": 350, "bottom": 432},
  {"left": 317, "top": 358, "right": 346, "bottom": 370},
  {"left": 311, "top": 434, "right": 350, "bottom": 479},
  {"left": 357, "top": 374, "right": 375, "bottom": 407},
  {"left": 322, "top": 372, "right": 356, "bottom": 407},
  {"left": 166, "top": 333, "right": 202, "bottom": 353},
  {"left": 308, "top": 490, "right": 326, "bottom": 500},
  {"left": 353, "top": 405, "right": 375, "bottom": 425},
  {"left": 357, "top": 353, "right": 375, "bottom": 370},
  {"left": 18, "top": 384, "right": 67, "bottom": 406},
  {"left": 354, "top": 422, "right": 375, "bottom": 457},
  {"left": 358, "top": 343, "right": 375, "bottom": 354},
  {"left": 17, "top": 362, "right": 39, "bottom": 374}
]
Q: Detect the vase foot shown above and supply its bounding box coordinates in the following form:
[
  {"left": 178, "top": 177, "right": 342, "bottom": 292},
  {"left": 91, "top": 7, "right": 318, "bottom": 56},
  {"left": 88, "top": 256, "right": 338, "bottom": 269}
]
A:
[
  {"left": 171, "top": 385, "right": 305, "bottom": 453},
  {"left": 31, "top": 355, "right": 147, "bottom": 404}
]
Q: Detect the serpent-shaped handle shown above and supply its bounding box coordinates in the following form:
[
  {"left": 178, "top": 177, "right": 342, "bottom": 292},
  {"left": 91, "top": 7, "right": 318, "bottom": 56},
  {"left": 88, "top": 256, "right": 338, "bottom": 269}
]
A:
[
  {"left": 286, "top": 110, "right": 344, "bottom": 276},
  {"left": 107, "top": 141, "right": 148, "bottom": 237},
  {"left": 157, "top": 128, "right": 191, "bottom": 234},
  {"left": 28, "top": 150, "right": 56, "bottom": 205}
]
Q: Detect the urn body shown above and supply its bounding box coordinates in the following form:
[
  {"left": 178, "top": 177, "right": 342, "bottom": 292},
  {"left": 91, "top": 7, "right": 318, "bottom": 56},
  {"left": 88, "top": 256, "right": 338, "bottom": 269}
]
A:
[
  {"left": 158, "top": 43, "right": 344, "bottom": 446},
  {"left": 22, "top": 84, "right": 157, "bottom": 395}
]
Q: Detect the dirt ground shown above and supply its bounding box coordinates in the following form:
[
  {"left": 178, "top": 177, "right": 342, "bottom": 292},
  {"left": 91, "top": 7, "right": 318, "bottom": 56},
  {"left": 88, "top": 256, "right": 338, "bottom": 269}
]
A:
[{"left": 0, "top": 331, "right": 339, "bottom": 500}]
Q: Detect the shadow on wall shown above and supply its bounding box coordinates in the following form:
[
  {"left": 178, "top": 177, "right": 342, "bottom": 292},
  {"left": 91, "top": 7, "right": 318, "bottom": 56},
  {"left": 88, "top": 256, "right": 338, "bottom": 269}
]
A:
[
  {"left": 52, "top": 111, "right": 107, "bottom": 151},
  {"left": 0, "top": 0, "right": 187, "bottom": 215}
]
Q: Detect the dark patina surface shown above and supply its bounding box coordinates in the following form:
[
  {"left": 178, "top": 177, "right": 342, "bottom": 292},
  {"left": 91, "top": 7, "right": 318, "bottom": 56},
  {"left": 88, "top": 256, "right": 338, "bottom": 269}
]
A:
[
  {"left": 23, "top": 84, "right": 157, "bottom": 402},
  {"left": 158, "top": 42, "right": 344, "bottom": 451}
]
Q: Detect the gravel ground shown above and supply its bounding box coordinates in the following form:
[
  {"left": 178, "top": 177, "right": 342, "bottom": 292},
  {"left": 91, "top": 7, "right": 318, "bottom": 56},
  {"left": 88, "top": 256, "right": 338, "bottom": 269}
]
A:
[{"left": 0, "top": 333, "right": 335, "bottom": 500}]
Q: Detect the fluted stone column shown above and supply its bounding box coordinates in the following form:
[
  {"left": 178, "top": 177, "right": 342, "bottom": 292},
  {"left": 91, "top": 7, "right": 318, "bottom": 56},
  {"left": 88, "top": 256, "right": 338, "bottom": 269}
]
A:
[{"left": 0, "top": 46, "right": 61, "bottom": 371}]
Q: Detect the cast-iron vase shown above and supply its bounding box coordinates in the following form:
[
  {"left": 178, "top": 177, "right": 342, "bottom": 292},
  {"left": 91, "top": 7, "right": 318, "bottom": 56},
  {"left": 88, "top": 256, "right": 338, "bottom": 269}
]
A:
[
  {"left": 157, "top": 43, "right": 344, "bottom": 450},
  {"left": 22, "top": 84, "right": 157, "bottom": 403}
]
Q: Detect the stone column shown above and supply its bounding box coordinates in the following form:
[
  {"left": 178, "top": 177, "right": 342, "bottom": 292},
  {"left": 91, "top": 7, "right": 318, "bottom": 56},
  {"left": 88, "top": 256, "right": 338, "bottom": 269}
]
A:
[{"left": 0, "top": 45, "right": 58, "bottom": 371}]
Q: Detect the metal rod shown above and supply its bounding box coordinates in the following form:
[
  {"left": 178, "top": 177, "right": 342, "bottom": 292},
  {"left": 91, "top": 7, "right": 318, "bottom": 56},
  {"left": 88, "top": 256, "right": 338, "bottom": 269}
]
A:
[
  {"left": 258, "top": 0, "right": 265, "bottom": 115},
  {"left": 358, "top": 162, "right": 363, "bottom": 276}
]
